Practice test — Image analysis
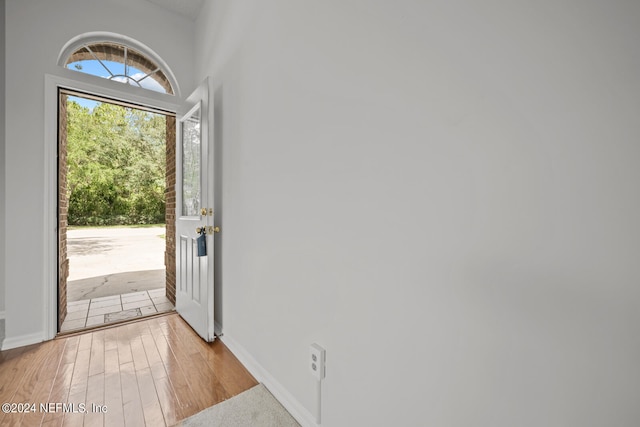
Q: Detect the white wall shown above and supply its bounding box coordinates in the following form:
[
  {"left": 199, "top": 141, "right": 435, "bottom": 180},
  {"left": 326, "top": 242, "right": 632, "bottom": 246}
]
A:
[
  {"left": 3, "top": 0, "right": 194, "bottom": 343},
  {"left": 196, "top": 1, "right": 640, "bottom": 426},
  {"left": 0, "top": 0, "right": 5, "bottom": 319}
]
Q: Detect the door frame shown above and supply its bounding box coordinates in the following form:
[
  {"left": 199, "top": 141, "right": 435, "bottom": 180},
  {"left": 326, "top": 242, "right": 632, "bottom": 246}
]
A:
[{"left": 44, "top": 70, "right": 180, "bottom": 339}]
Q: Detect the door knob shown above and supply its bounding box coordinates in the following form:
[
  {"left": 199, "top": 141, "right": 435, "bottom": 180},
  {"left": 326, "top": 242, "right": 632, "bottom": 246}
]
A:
[
  {"left": 200, "top": 208, "right": 207, "bottom": 216},
  {"left": 196, "top": 226, "right": 220, "bottom": 234}
]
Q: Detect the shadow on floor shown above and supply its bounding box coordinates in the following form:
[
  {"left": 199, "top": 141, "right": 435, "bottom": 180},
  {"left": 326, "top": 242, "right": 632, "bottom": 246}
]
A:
[{"left": 67, "top": 268, "right": 166, "bottom": 302}]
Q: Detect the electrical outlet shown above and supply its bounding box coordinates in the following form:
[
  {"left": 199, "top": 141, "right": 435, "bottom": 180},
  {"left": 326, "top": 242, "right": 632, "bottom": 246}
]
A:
[{"left": 309, "top": 343, "right": 326, "bottom": 380}]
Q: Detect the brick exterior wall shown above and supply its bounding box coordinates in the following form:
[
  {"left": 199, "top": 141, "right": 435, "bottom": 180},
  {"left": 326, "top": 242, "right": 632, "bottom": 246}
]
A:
[
  {"left": 165, "top": 116, "right": 176, "bottom": 305},
  {"left": 58, "top": 93, "right": 69, "bottom": 328}
]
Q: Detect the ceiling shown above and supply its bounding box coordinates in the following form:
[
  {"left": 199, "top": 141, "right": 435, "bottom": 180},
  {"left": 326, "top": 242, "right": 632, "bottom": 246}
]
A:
[{"left": 144, "top": 0, "right": 205, "bottom": 21}]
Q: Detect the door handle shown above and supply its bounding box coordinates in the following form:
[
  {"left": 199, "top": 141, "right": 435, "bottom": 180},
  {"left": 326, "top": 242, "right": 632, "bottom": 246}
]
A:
[{"left": 196, "top": 226, "right": 221, "bottom": 234}]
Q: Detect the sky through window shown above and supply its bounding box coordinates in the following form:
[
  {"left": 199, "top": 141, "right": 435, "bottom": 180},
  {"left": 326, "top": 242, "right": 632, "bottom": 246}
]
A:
[{"left": 65, "top": 43, "right": 173, "bottom": 94}]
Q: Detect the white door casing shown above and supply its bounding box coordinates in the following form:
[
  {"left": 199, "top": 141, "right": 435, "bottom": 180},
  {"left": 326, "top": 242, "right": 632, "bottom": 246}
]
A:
[
  {"left": 44, "top": 72, "right": 179, "bottom": 343},
  {"left": 175, "top": 78, "right": 215, "bottom": 342}
]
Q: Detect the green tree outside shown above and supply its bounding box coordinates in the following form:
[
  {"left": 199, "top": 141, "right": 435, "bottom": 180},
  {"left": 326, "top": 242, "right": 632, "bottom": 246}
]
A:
[{"left": 66, "top": 98, "right": 167, "bottom": 226}]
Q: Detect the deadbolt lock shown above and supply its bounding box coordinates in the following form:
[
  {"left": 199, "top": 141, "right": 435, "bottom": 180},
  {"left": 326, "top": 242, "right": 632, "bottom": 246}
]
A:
[{"left": 200, "top": 208, "right": 207, "bottom": 216}]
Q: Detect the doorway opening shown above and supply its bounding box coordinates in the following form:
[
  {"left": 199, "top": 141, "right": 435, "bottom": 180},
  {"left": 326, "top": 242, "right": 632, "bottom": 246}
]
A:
[{"left": 58, "top": 89, "right": 177, "bottom": 332}]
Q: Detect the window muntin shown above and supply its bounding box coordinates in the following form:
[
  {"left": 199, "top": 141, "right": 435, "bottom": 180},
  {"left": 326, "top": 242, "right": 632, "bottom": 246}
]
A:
[{"left": 65, "top": 42, "right": 174, "bottom": 95}]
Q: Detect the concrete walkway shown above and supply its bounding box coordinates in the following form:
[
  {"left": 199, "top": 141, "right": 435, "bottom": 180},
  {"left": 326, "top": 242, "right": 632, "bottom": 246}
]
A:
[{"left": 67, "top": 226, "right": 166, "bottom": 302}]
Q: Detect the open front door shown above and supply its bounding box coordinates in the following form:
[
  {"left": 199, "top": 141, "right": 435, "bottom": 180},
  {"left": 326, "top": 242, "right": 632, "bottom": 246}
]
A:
[{"left": 176, "top": 78, "right": 215, "bottom": 341}]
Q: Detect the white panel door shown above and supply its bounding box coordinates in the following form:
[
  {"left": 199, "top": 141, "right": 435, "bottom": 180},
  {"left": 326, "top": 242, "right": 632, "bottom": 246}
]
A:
[{"left": 175, "top": 78, "right": 215, "bottom": 341}]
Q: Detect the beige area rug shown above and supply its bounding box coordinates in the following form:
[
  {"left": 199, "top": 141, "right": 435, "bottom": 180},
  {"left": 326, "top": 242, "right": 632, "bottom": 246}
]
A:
[{"left": 173, "top": 383, "right": 301, "bottom": 427}]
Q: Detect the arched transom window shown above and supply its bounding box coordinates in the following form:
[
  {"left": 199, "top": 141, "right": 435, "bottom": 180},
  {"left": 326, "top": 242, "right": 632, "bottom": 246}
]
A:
[{"left": 64, "top": 42, "right": 174, "bottom": 95}]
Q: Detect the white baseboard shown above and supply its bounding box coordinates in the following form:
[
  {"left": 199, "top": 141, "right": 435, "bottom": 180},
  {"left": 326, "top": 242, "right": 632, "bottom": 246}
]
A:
[
  {"left": 1, "top": 331, "right": 45, "bottom": 351},
  {"left": 220, "top": 333, "right": 319, "bottom": 427}
]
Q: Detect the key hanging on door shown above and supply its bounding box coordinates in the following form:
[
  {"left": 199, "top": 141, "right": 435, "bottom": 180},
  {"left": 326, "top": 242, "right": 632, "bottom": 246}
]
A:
[{"left": 196, "top": 227, "right": 207, "bottom": 257}]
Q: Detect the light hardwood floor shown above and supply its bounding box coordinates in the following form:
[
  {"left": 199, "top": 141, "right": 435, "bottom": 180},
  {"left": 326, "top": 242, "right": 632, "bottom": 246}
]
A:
[{"left": 0, "top": 313, "right": 258, "bottom": 426}]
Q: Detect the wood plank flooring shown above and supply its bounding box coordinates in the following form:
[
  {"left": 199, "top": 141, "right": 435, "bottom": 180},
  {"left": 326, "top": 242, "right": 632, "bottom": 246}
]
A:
[{"left": 0, "top": 313, "right": 258, "bottom": 426}]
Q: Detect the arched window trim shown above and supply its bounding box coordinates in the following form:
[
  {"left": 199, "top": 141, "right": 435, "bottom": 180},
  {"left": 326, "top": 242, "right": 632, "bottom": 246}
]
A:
[{"left": 57, "top": 32, "right": 181, "bottom": 97}]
